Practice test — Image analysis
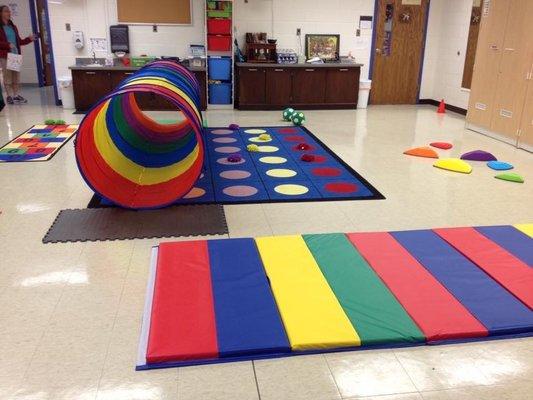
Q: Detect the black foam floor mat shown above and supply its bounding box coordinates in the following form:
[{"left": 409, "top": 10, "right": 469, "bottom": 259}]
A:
[{"left": 43, "top": 205, "right": 228, "bottom": 243}]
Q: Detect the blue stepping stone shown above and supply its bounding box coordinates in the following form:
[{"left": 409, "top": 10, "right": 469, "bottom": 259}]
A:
[{"left": 487, "top": 161, "right": 513, "bottom": 171}]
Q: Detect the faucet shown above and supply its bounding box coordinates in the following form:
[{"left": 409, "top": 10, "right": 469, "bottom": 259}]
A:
[{"left": 92, "top": 51, "right": 97, "bottom": 64}]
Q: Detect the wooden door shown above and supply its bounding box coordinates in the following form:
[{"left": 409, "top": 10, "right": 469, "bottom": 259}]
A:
[
  {"left": 466, "top": 0, "right": 510, "bottom": 129},
  {"left": 35, "top": 0, "right": 53, "bottom": 86},
  {"left": 266, "top": 68, "right": 292, "bottom": 107},
  {"left": 238, "top": 67, "right": 266, "bottom": 105},
  {"left": 370, "top": 0, "right": 429, "bottom": 104},
  {"left": 325, "top": 68, "right": 360, "bottom": 105},
  {"left": 461, "top": 0, "right": 483, "bottom": 89},
  {"left": 490, "top": 0, "right": 533, "bottom": 140},
  {"left": 292, "top": 68, "right": 326, "bottom": 104}
]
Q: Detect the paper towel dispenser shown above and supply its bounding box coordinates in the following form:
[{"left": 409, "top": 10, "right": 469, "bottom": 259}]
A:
[{"left": 110, "top": 25, "right": 129, "bottom": 53}]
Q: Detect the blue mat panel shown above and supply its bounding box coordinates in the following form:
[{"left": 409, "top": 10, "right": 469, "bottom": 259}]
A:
[
  {"left": 207, "top": 238, "right": 290, "bottom": 357},
  {"left": 392, "top": 229, "right": 533, "bottom": 335},
  {"left": 475, "top": 226, "right": 533, "bottom": 267}
]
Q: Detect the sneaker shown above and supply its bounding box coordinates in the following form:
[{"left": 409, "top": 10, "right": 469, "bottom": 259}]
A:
[
  {"left": 13, "top": 95, "right": 27, "bottom": 104},
  {"left": 6, "top": 96, "right": 13, "bottom": 104}
]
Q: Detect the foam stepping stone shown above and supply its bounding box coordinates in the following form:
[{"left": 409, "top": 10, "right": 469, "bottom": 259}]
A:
[
  {"left": 430, "top": 142, "right": 453, "bottom": 150},
  {"left": 433, "top": 158, "right": 472, "bottom": 174},
  {"left": 403, "top": 147, "right": 439, "bottom": 159},
  {"left": 495, "top": 173, "right": 524, "bottom": 183},
  {"left": 487, "top": 161, "right": 513, "bottom": 171},
  {"left": 461, "top": 150, "right": 497, "bottom": 161}
]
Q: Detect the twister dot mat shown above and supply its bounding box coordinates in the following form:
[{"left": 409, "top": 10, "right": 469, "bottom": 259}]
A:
[
  {"left": 137, "top": 224, "right": 533, "bottom": 370},
  {"left": 0, "top": 125, "right": 78, "bottom": 162},
  {"left": 90, "top": 126, "right": 383, "bottom": 207}
]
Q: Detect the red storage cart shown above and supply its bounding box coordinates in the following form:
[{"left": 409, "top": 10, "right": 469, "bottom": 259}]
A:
[{"left": 207, "top": 18, "right": 232, "bottom": 35}]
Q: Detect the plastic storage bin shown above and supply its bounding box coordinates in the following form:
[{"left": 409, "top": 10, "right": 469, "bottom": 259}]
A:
[
  {"left": 208, "top": 82, "right": 232, "bottom": 104},
  {"left": 208, "top": 35, "right": 232, "bottom": 51},
  {"left": 208, "top": 57, "right": 232, "bottom": 80},
  {"left": 207, "top": 18, "right": 232, "bottom": 35},
  {"left": 58, "top": 76, "right": 75, "bottom": 109}
]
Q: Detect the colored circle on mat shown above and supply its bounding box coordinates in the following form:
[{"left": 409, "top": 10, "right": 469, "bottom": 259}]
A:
[
  {"left": 249, "top": 136, "right": 272, "bottom": 143},
  {"left": 217, "top": 156, "right": 245, "bottom": 165},
  {"left": 211, "top": 129, "right": 234, "bottom": 135},
  {"left": 213, "top": 137, "right": 237, "bottom": 143},
  {"left": 223, "top": 185, "right": 259, "bottom": 197},
  {"left": 277, "top": 127, "right": 298, "bottom": 134},
  {"left": 284, "top": 135, "right": 306, "bottom": 142},
  {"left": 259, "top": 156, "right": 287, "bottom": 164},
  {"left": 292, "top": 144, "right": 316, "bottom": 151},
  {"left": 258, "top": 146, "right": 279, "bottom": 153},
  {"left": 266, "top": 169, "right": 297, "bottom": 178},
  {"left": 215, "top": 146, "right": 241, "bottom": 154},
  {"left": 219, "top": 170, "right": 252, "bottom": 180},
  {"left": 244, "top": 129, "right": 267, "bottom": 134},
  {"left": 183, "top": 187, "right": 206, "bottom": 199},
  {"left": 274, "top": 184, "right": 309, "bottom": 195},
  {"left": 324, "top": 182, "right": 358, "bottom": 193},
  {"left": 305, "top": 155, "right": 327, "bottom": 163},
  {"left": 312, "top": 167, "right": 342, "bottom": 177}
]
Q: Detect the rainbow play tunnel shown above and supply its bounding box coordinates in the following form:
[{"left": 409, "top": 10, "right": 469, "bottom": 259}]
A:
[{"left": 75, "top": 61, "right": 204, "bottom": 209}]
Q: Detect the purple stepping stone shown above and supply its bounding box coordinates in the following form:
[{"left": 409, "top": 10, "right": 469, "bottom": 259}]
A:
[{"left": 460, "top": 150, "right": 497, "bottom": 162}]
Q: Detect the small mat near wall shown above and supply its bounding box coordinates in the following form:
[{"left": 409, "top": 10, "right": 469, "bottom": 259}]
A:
[
  {"left": 137, "top": 224, "right": 533, "bottom": 370},
  {"left": 43, "top": 205, "right": 227, "bottom": 243},
  {"left": 0, "top": 125, "right": 78, "bottom": 162},
  {"left": 89, "top": 125, "right": 384, "bottom": 207}
]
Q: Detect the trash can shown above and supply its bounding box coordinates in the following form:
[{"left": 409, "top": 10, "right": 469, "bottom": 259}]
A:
[
  {"left": 357, "top": 79, "right": 371, "bottom": 109},
  {"left": 58, "top": 76, "right": 75, "bottom": 109}
]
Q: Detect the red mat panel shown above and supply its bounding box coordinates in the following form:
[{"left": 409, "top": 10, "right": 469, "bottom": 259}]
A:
[
  {"left": 435, "top": 227, "right": 533, "bottom": 309},
  {"left": 347, "top": 232, "right": 488, "bottom": 341},
  {"left": 146, "top": 241, "right": 218, "bottom": 363}
]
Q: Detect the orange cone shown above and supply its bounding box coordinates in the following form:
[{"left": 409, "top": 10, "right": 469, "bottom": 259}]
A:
[{"left": 437, "top": 99, "right": 446, "bottom": 114}]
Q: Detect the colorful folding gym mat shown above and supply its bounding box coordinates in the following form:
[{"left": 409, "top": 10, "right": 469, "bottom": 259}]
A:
[
  {"left": 90, "top": 125, "right": 384, "bottom": 207},
  {"left": 0, "top": 125, "right": 78, "bottom": 162},
  {"left": 137, "top": 224, "right": 533, "bottom": 370}
]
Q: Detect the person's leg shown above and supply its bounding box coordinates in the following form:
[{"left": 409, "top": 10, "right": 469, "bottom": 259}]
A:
[
  {"left": 13, "top": 71, "right": 27, "bottom": 103},
  {"left": 0, "top": 59, "right": 14, "bottom": 101}
]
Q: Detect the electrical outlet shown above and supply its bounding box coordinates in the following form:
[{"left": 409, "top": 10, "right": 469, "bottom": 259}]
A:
[
  {"left": 153, "top": 25, "right": 158, "bottom": 32},
  {"left": 65, "top": 23, "right": 71, "bottom": 31},
  {"left": 296, "top": 28, "right": 301, "bottom": 36}
]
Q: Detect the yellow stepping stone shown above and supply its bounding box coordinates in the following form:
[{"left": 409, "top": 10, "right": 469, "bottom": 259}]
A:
[{"left": 433, "top": 158, "right": 472, "bottom": 174}]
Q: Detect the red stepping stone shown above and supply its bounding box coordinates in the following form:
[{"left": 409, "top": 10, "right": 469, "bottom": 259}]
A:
[
  {"left": 430, "top": 142, "right": 453, "bottom": 150},
  {"left": 324, "top": 182, "right": 358, "bottom": 193},
  {"left": 312, "top": 167, "right": 342, "bottom": 177}
]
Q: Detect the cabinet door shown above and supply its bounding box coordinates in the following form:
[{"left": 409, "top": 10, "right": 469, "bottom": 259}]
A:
[
  {"left": 467, "top": 0, "right": 510, "bottom": 128},
  {"left": 72, "top": 70, "right": 112, "bottom": 111},
  {"left": 109, "top": 70, "right": 135, "bottom": 89},
  {"left": 238, "top": 67, "right": 266, "bottom": 105},
  {"left": 266, "top": 68, "right": 292, "bottom": 106},
  {"left": 489, "top": 0, "right": 533, "bottom": 139},
  {"left": 518, "top": 69, "right": 533, "bottom": 150},
  {"left": 292, "top": 68, "right": 326, "bottom": 104},
  {"left": 193, "top": 71, "right": 207, "bottom": 110},
  {"left": 325, "top": 68, "right": 360, "bottom": 105}
]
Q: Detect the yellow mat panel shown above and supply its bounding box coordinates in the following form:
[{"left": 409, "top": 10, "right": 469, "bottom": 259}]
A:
[
  {"left": 514, "top": 224, "right": 533, "bottom": 238},
  {"left": 255, "top": 235, "right": 361, "bottom": 351}
]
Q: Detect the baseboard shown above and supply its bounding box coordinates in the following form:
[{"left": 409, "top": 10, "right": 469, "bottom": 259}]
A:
[
  {"left": 418, "top": 99, "right": 467, "bottom": 116},
  {"left": 465, "top": 122, "right": 532, "bottom": 153}
]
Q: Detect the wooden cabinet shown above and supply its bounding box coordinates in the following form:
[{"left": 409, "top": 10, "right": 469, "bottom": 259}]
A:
[
  {"left": 72, "top": 70, "right": 112, "bottom": 112},
  {"left": 71, "top": 68, "right": 207, "bottom": 112},
  {"left": 325, "top": 67, "right": 360, "bottom": 105},
  {"left": 236, "top": 64, "right": 361, "bottom": 110},
  {"left": 467, "top": 0, "right": 533, "bottom": 149},
  {"left": 266, "top": 68, "right": 292, "bottom": 106},
  {"left": 237, "top": 67, "right": 266, "bottom": 106}
]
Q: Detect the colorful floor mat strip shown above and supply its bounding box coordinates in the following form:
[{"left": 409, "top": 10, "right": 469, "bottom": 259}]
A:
[
  {"left": 137, "top": 224, "right": 533, "bottom": 370},
  {"left": 0, "top": 125, "right": 78, "bottom": 162}
]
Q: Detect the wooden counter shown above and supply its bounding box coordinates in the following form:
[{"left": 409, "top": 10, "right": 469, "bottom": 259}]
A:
[
  {"left": 69, "top": 65, "right": 207, "bottom": 112},
  {"left": 235, "top": 62, "right": 362, "bottom": 110}
]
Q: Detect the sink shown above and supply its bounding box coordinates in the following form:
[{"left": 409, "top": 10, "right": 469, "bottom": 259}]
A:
[{"left": 85, "top": 63, "right": 104, "bottom": 67}]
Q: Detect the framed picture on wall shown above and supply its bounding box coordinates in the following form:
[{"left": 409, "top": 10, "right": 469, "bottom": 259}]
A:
[{"left": 305, "top": 34, "right": 340, "bottom": 61}]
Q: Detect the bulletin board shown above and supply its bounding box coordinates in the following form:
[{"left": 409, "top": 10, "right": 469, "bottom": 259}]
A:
[{"left": 117, "top": 0, "right": 192, "bottom": 25}]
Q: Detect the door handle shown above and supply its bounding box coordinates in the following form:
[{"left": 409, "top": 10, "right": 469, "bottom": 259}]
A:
[
  {"left": 274, "top": 69, "right": 284, "bottom": 72},
  {"left": 125, "top": 72, "right": 134, "bottom": 75},
  {"left": 85, "top": 71, "right": 97, "bottom": 75},
  {"left": 305, "top": 68, "right": 315, "bottom": 72},
  {"left": 375, "top": 48, "right": 382, "bottom": 54},
  {"left": 248, "top": 68, "right": 258, "bottom": 71},
  {"left": 339, "top": 69, "right": 349, "bottom": 72}
]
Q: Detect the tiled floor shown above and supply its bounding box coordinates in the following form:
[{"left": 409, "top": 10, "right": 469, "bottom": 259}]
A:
[{"left": 0, "top": 87, "right": 532, "bottom": 400}]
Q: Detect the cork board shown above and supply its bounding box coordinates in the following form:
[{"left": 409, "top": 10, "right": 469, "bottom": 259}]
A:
[{"left": 117, "top": 0, "right": 192, "bottom": 25}]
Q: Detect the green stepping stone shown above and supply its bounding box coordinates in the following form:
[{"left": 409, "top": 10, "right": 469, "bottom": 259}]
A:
[{"left": 495, "top": 173, "right": 524, "bottom": 183}]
